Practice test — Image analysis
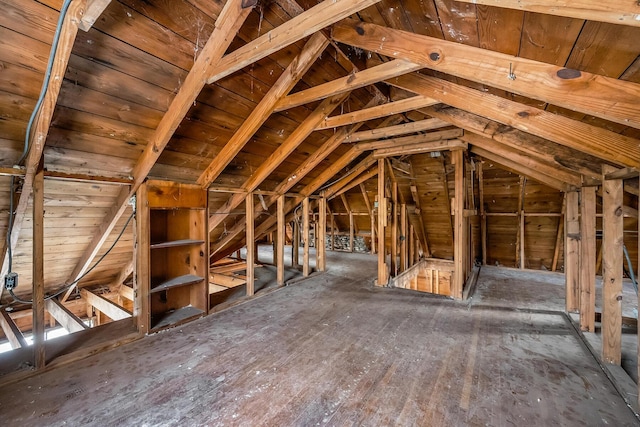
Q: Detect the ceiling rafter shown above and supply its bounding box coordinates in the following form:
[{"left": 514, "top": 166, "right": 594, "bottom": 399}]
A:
[
  {"left": 329, "top": 168, "right": 378, "bottom": 200},
  {"left": 331, "top": 19, "right": 640, "bottom": 129},
  {"left": 455, "top": 0, "right": 640, "bottom": 28},
  {"left": 355, "top": 128, "right": 463, "bottom": 151},
  {"left": 197, "top": 32, "right": 330, "bottom": 188},
  {"left": 62, "top": 0, "right": 255, "bottom": 292},
  {"left": 387, "top": 72, "right": 640, "bottom": 168},
  {"left": 344, "top": 118, "right": 450, "bottom": 142},
  {"left": 373, "top": 139, "right": 468, "bottom": 158}
]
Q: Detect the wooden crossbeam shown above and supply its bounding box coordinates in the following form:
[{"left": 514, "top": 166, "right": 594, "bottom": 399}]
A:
[
  {"left": 356, "top": 129, "right": 463, "bottom": 151},
  {"left": 45, "top": 298, "right": 88, "bottom": 334},
  {"left": 1, "top": 1, "right": 89, "bottom": 283},
  {"left": 604, "top": 167, "right": 640, "bottom": 180},
  {"left": 330, "top": 168, "right": 378, "bottom": 200},
  {"left": 344, "top": 118, "right": 450, "bottom": 142},
  {"left": 0, "top": 309, "right": 27, "bottom": 349},
  {"left": 198, "top": 32, "right": 330, "bottom": 188},
  {"left": 64, "top": 1, "right": 253, "bottom": 287},
  {"left": 318, "top": 95, "right": 438, "bottom": 130},
  {"left": 333, "top": 19, "right": 640, "bottom": 129},
  {"left": 78, "top": 0, "right": 112, "bottom": 31},
  {"left": 388, "top": 72, "right": 640, "bottom": 168},
  {"left": 455, "top": 0, "right": 640, "bottom": 28},
  {"left": 206, "top": 0, "right": 383, "bottom": 84},
  {"left": 81, "top": 289, "right": 131, "bottom": 321},
  {"left": 324, "top": 154, "right": 376, "bottom": 198},
  {"left": 208, "top": 91, "right": 348, "bottom": 232},
  {"left": 373, "top": 139, "right": 467, "bottom": 158},
  {"left": 274, "top": 59, "right": 422, "bottom": 111}
]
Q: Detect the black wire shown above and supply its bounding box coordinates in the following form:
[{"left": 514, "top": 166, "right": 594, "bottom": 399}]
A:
[{"left": 6, "top": 210, "right": 135, "bottom": 305}]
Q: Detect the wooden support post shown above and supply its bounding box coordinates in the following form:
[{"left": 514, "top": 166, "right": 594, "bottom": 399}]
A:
[
  {"left": 400, "top": 204, "right": 407, "bottom": 272},
  {"left": 33, "top": 160, "right": 45, "bottom": 369},
  {"left": 349, "top": 211, "right": 354, "bottom": 253},
  {"left": 330, "top": 212, "right": 335, "bottom": 251},
  {"left": 292, "top": 219, "right": 300, "bottom": 267},
  {"left": 637, "top": 175, "right": 640, "bottom": 410},
  {"left": 551, "top": 197, "right": 566, "bottom": 272},
  {"left": 580, "top": 186, "right": 596, "bottom": 332},
  {"left": 452, "top": 150, "right": 466, "bottom": 299},
  {"left": 478, "top": 162, "right": 487, "bottom": 265},
  {"left": 602, "top": 165, "right": 623, "bottom": 365},
  {"left": 318, "top": 196, "right": 327, "bottom": 271},
  {"left": 565, "top": 190, "right": 580, "bottom": 313},
  {"left": 303, "top": 197, "right": 310, "bottom": 276},
  {"left": 246, "top": 193, "right": 255, "bottom": 296},
  {"left": 0, "top": 309, "right": 27, "bottom": 349},
  {"left": 277, "top": 195, "right": 285, "bottom": 286},
  {"left": 391, "top": 182, "right": 398, "bottom": 276},
  {"left": 517, "top": 177, "right": 527, "bottom": 269},
  {"left": 377, "top": 159, "right": 387, "bottom": 286},
  {"left": 408, "top": 224, "right": 415, "bottom": 268}
]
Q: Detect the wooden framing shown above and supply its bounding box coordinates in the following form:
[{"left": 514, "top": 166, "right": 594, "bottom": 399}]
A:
[
  {"left": 565, "top": 191, "right": 580, "bottom": 313},
  {"left": 45, "top": 298, "right": 88, "bottom": 334},
  {"left": 601, "top": 165, "right": 623, "bottom": 365},
  {"left": 0, "top": 309, "right": 27, "bottom": 349},
  {"left": 454, "top": 0, "right": 640, "bottom": 27},
  {"left": 373, "top": 139, "right": 467, "bottom": 158},
  {"left": 333, "top": 20, "right": 640, "bottom": 130},
  {"left": 344, "top": 118, "right": 450, "bottom": 143},
  {"left": 318, "top": 196, "right": 327, "bottom": 271},
  {"left": 246, "top": 193, "right": 255, "bottom": 296},
  {"left": 81, "top": 289, "right": 131, "bottom": 322},
  {"left": 400, "top": 203, "right": 407, "bottom": 273},
  {"left": 33, "top": 160, "right": 45, "bottom": 369},
  {"left": 452, "top": 149, "right": 466, "bottom": 299},
  {"left": 276, "top": 195, "right": 285, "bottom": 286},
  {"left": 579, "top": 186, "right": 596, "bottom": 332},
  {"left": 377, "top": 159, "right": 387, "bottom": 286},
  {"left": 302, "top": 197, "right": 310, "bottom": 277}
]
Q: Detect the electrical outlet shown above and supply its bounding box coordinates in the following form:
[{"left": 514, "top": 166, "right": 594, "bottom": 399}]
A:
[{"left": 4, "top": 272, "right": 18, "bottom": 290}]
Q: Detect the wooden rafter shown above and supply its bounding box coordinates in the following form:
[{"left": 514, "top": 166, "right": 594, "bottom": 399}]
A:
[
  {"left": 333, "top": 20, "right": 640, "bottom": 129},
  {"left": 323, "top": 154, "right": 376, "bottom": 198},
  {"left": 45, "top": 298, "right": 88, "bottom": 334},
  {"left": 455, "top": 0, "right": 640, "bottom": 28},
  {"left": 64, "top": 0, "right": 254, "bottom": 287},
  {"left": 356, "top": 129, "right": 463, "bottom": 151},
  {"left": 373, "top": 139, "right": 468, "bottom": 158},
  {"left": 344, "top": 118, "right": 450, "bottom": 143},
  {"left": 274, "top": 59, "right": 422, "bottom": 111},
  {"left": 206, "top": 0, "right": 383, "bottom": 84},
  {"left": 0, "top": 309, "right": 27, "bottom": 349},
  {"left": 1, "top": 1, "right": 91, "bottom": 282},
  {"left": 318, "top": 95, "right": 437, "bottom": 130},
  {"left": 389, "top": 72, "right": 640, "bottom": 168},
  {"left": 330, "top": 168, "right": 378, "bottom": 200},
  {"left": 197, "top": 32, "right": 330, "bottom": 188},
  {"left": 81, "top": 289, "right": 131, "bottom": 321}
]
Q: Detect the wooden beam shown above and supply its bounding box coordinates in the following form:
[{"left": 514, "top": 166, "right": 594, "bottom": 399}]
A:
[
  {"left": 323, "top": 154, "right": 376, "bottom": 199},
  {"left": 206, "top": 0, "right": 383, "bottom": 84},
  {"left": 0, "top": 309, "right": 27, "bottom": 349},
  {"left": 516, "top": 176, "right": 527, "bottom": 269},
  {"left": 302, "top": 197, "right": 310, "bottom": 277},
  {"left": 373, "top": 139, "right": 467, "bottom": 158},
  {"left": 275, "top": 59, "right": 422, "bottom": 111},
  {"left": 32, "top": 160, "right": 45, "bottom": 369},
  {"left": 580, "top": 186, "right": 596, "bottom": 333},
  {"left": 78, "top": 0, "right": 112, "bottom": 31},
  {"left": 329, "top": 168, "right": 378, "bottom": 200},
  {"left": 81, "top": 289, "right": 131, "bottom": 322},
  {"left": 605, "top": 167, "right": 640, "bottom": 181},
  {"left": 388, "top": 72, "right": 640, "bottom": 169},
  {"left": 377, "top": 159, "right": 387, "bottom": 286},
  {"left": 246, "top": 193, "right": 255, "bottom": 296},
  {"left": 461, "top": 133, "right": 582, "bottom": 188},
  {"left": 318, "top": 196, "right": 327, "bottom": 271},
  {"left": 207, "top": 91, "right": 347, "bottom": 232},
  {"left": 455, "top": 0, "right": 640, "bottom": 28},
  {"left": 638, "top": 175, "right": 640, "bottom": 410},
  {"left": 318, "top": 95, "right": 439, "bottom": 130},
  {"left": 333, "top": 20, "right": 640, "bottom": 130},
  {"left": 277, "top": 195, "right": 285, "bottom": 286},
  {"left": 471, "top": 146, "right": 570, "bottom": 192},
  {"left": 198, "top": 33, "right": 330, "bottom": 188},
  {"left": 344, "top": 118, "right": 450, "bottom": 142},
  {"left": 400, "top": 203, "right": 407, "bottom": 273},
  {"left": 602, "top": 165, "right": 624, "bottom": 365},
  {"left": 45, "top": 298, "right": 88, "bottom": 334},
  {"left": 452, "top": 149, "right": 465, "bottom": 299},
  {"left": 357, "top": 129, "right": 463, "bottom": 151},
  {"left": 64, "top": 0, "right": 253, "bottom": 288},
  {"left": 552, "top": 197, "right": 566, "bottom": 272},
  {"left": 1, "top": 1, "right": 87, "bottom": 282},
  {"left": 565, "top": 190, "right": 580, "bottom": 313}
]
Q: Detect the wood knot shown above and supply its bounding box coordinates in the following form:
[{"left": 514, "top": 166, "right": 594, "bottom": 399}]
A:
[
  {"left": 556, "top": 68, "right": 581, "bottom": 80},
  {"left": 615, "top": 206, "right": 623, "bottom": 216},
  {"left": 356, "top": 26, "right": 365, "bottom": 36},
  {"left": 428, "top": 50, "right": 443, "bottom": 63},
  {"left": 517, "top": 111, "right": 529, "bottom": 118}
]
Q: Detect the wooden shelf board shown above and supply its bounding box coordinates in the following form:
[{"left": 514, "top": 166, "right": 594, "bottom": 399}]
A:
[
  {"left": 152, "top": 306, "right": 205, "bottom": 330},
  {"left": 150, "top": 239, "right": 205, "bottom": 249},
  {"left": 151, "top": 274, "right": 205, "bottom": 293}
]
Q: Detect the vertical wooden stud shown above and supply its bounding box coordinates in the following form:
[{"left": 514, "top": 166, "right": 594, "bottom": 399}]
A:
[
  {"left": 478, "top": 162, "right": 487, "bottom": 266},
  {"left": 408, "top": 224, "right": 415, "bottom": 268},
  {"left": 580, "top": 186, "right": 596, "bottom": 332},
  {"left": 330, "top": 212, "right": 335, "bottom": 251},
  {"left": 400, "top": 204, "right": 407, "bottom": 272},
  {"left": 349, "top": 211, "right": 354, "bottom": 253},
  {"left": 565, "top": 190, "right": 580, "bottom": 312},
  {"left": 602, "top": 166, "right": 623, "bottom": 365},
  {"left": 32, "top": 159, "right": 45, "bottom": 369},
  {"left": 551, "top": 197, "right": 566, "bottom": 272},
  {"left": 246, "top": 193, "right": 255, "bottom": 296},
  {"left": 637, "top": 176, "right": 640, "bottom": 409},
  {"left": 377, "top": 159, "right": 387, "bottom": 286},
  {"left": 303, "top": 197, "right": 310, "bottom": 277},
  {"left": 135, "top": 183, "right": 149, "bottom": 334},
  {"left": 453, "top": 149, "right": 466, "bottom": 299},
  {"left": 292, "top": 219, "right": 300, "bottom": 267},
  {"left": 391, "top": 182, "right": 398, "bottom": 276},
  {"left": 318, "top": 196, "right": 327, "bottom": 271},
  {"left": 276, "top": 195, "right": 285, "bottom": 285}
]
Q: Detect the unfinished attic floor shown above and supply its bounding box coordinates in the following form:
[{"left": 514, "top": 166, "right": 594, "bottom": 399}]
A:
[{"left": 0, "top": 253, "right": 638, "bottom": 426}]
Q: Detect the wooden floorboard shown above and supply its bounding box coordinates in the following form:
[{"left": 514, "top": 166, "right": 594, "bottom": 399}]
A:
[{"left": 0, "top": 253, "right": 637, "bottom": 425}]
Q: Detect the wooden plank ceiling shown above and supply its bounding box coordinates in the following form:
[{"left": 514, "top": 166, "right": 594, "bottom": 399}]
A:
[{"left": 0, "top": 0, "right": 638, "bottom": 305}]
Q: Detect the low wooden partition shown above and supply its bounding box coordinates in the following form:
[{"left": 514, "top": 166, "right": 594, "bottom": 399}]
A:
[{"left": 391, "top": 258, "right": 454, "bottom": 297}]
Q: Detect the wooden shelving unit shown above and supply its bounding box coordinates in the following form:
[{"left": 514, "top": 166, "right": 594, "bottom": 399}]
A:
[{"left": 136, "top": 180, "right": 209, "bottom": 333}]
